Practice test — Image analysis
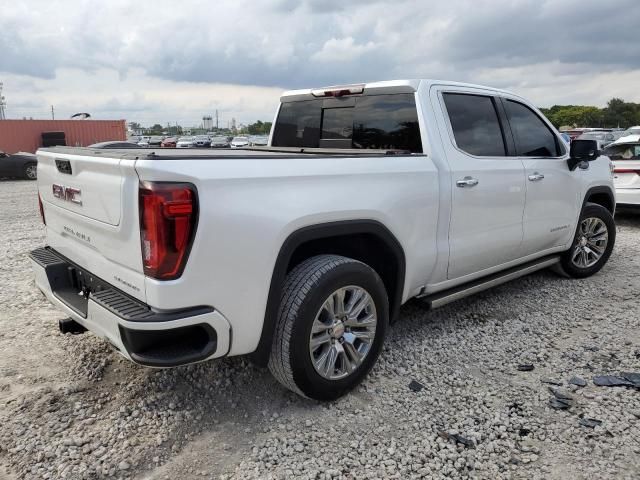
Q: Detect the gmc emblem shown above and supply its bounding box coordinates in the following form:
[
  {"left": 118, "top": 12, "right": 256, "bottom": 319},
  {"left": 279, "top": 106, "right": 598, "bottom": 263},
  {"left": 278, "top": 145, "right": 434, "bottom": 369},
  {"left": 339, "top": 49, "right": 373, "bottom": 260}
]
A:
[{"left": 52, "top": 184, "right": 82, "bottom": 205}]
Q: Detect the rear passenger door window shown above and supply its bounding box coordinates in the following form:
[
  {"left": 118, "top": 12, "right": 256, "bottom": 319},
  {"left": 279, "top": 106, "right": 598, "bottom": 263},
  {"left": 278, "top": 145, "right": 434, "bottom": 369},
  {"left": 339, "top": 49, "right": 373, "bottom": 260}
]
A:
[
  {"left": 442, "top": 93, "right": 506, "bottom": 156},
  {"left": 503, "top": 100, "right": 562, "bottom": 157}
]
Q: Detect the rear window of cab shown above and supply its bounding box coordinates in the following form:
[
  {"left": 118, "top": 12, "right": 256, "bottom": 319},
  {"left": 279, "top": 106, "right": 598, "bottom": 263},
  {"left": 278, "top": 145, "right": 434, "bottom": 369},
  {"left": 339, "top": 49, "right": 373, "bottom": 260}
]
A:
[{"left": 272, "top": 93, "right": 422, "bottom": 153}]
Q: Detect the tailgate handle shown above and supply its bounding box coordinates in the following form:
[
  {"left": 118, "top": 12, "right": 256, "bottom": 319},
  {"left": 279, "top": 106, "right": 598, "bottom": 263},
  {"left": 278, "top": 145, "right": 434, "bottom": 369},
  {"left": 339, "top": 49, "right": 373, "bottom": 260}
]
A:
[{"left": 55, "top": 159, "right": 73, "bottom": 175}]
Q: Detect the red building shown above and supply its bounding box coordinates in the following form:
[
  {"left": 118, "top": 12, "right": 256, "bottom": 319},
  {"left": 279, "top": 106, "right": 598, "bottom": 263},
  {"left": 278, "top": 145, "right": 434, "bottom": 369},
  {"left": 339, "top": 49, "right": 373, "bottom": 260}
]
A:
[{"left": 0, "top": 119, "right": 126, "bottom": 153}]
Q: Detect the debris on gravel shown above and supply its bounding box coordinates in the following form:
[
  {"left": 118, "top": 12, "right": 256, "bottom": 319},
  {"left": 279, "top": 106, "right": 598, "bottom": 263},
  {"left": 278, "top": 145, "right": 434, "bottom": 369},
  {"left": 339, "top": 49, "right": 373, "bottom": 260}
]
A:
[
  {"left": 407, "top": 380, "right": 425, "bottom": 392},
  {"left": 593, "top": 373, "right": 640, "bottom": 388},
  {"left": 568, "top": 376, "right": 587, "bottom": 387},
  {"left": 517, "top": 364, "right": 535, "bottom": 372},
  {"left": 1, "top": 180, "right": 640, "bottom": 480}
]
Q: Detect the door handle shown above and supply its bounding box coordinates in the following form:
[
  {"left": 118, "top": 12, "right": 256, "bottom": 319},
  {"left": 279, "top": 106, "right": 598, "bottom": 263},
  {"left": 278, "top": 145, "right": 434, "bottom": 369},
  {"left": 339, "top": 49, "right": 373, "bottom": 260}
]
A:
[
  {"left": 456, "top": 176, "right": 479, "bottom": 188},
  {"left": 528, "top": 172, "right": 545, "bottom": 182}
]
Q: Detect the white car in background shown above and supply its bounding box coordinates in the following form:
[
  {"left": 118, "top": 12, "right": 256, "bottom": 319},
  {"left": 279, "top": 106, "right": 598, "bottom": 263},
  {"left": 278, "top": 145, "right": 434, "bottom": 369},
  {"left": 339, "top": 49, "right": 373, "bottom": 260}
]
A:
[
  {"left": 603, "top": 137, "right": 640, "bottom": 209},
  {"left": 608, "top": 126, "right": 640, "bottom": 147},
  {"left": 137, "top": 136, "right": 151, "bottom": 147},
  {"left": 230, "top": 136, "right": 250, "bottom": 148},
  {"left": 250, "top": 135, "right": 268, "bottom": 146},
  {"left": 176, "top": 136, "right": 196, "bottom": 148}
]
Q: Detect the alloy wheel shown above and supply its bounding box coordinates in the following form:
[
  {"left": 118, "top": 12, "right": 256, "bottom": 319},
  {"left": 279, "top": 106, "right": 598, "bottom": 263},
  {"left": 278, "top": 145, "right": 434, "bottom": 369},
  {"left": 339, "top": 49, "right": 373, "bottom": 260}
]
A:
[
  {"left": 25, "top": 165, "right": 37, "bottom": 180},
  {"left": 571, "top": 217, "right": 608, "bottom": 269},
  {"left": 309, "top": 286, "right": 377, "bottom": 380}
]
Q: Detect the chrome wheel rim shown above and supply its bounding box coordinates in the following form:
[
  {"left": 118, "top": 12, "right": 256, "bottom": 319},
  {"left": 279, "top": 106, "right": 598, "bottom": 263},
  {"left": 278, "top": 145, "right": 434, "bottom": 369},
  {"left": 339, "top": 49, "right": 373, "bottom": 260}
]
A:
[
  {"left": 571, "top": 217, "right": 608, "bottom": 269},
  {"left": 25, "top": 165, "right": 37, "bottom": 179},
  {"left": 309, "top": 286, "right": 377, "bottom": 380}
]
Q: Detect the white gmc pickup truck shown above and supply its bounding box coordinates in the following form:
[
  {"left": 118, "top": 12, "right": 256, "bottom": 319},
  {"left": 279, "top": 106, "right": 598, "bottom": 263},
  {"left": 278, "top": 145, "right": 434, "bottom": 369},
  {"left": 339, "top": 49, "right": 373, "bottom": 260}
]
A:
[{"left": 31, "top": 79, "right": 616, "bottom": 400}]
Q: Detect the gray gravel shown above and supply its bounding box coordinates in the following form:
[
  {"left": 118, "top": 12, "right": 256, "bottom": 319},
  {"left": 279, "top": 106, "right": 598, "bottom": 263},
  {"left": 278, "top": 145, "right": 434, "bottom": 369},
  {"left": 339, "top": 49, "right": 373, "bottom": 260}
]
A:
[{"left": 0, "top": 179, "right": 639, "bottom": 480}]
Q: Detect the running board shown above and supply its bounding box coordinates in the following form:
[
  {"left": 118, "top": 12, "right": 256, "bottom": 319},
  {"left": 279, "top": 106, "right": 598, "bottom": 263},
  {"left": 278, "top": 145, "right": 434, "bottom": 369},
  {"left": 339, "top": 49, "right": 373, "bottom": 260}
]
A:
[{"left": 418, "top": 255, "right": 561, "bottom": 309}]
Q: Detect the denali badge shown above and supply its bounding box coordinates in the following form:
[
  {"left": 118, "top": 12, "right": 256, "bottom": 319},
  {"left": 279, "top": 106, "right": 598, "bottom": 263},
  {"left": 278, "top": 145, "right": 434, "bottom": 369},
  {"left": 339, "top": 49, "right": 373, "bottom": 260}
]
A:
[{"left": 52, "top": 184, "right": 82, "bottom": 205}]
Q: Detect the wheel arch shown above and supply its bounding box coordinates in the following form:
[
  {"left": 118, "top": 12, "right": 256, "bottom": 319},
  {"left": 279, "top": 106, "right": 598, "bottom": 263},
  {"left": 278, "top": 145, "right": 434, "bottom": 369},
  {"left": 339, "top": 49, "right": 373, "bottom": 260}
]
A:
[
  {"left": 583, "top": 185, "right": 615, "bottom": 214},
  {"left": 251, "top": 220, "right": 406, "bottom": 366}
]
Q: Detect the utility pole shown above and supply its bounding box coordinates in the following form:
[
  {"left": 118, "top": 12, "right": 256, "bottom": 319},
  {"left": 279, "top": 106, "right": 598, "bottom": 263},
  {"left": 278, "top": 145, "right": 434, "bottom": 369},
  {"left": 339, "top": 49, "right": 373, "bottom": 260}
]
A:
[
  {"left": 0, "top": 82, "right": 6, "bottom": 120},
  {"left": 51, "top": 105, "right": 55, "bottom": 120},
  {"left": 215, "top": 109, "right": 219, "bottom": 130}
]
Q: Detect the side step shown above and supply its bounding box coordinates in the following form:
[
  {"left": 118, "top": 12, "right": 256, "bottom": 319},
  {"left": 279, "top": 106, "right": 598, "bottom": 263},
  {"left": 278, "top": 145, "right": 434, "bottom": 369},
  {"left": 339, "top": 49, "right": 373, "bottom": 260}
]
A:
[{"left": 419, "top": 255, "right": 561, "bottom": 309}]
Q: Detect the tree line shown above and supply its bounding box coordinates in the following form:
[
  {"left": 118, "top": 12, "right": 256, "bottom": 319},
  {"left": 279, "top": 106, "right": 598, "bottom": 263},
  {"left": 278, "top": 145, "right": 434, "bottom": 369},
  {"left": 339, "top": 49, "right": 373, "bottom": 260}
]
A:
[{"left": 540, "top": 98, "right": 640, "bottom": 129}]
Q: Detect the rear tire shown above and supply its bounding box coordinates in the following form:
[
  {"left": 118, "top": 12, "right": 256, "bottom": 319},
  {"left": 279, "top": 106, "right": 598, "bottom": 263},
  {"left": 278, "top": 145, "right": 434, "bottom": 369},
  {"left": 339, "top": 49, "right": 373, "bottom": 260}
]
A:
[
  {"left": 24, "top": 163, "right": 37, "bottom": 180},
  {"left": 268, "top": 255, "right": 388, "bottom": 400},
  {"left": 558, "top": 203, "right": 615, "bottom": 278}
]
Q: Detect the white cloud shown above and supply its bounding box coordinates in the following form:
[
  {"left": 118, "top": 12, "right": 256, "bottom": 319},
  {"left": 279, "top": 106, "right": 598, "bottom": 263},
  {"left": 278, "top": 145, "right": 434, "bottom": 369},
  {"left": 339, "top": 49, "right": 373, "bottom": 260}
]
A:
[
  {"left": 311, "top": 37, "right": 377, "bottom": 63},
  {"left": 1, "top": 0, "right": 639, "bottom": 125}
]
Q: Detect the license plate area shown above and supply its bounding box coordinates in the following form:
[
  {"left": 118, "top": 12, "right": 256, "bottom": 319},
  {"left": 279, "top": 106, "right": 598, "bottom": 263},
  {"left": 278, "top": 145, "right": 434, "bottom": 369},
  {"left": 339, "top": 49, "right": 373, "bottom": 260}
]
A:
[{"left": 45, "top": 260, "right": 110, "bottom": 318}]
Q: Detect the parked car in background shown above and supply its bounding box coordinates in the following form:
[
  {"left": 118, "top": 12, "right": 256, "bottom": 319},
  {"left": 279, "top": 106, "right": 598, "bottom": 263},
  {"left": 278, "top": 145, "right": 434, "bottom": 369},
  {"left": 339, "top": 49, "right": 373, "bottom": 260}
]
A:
[
  {"left": 194, "top": 135, "right": 212, "bottom": 148},
  {"left": 603, "top": 137, "right": 640, "bottom": 209},
  {"left": 161, "top": 137, "right": 178, "bottom": 148},
  {"left": 176, "top": 136, "right": 196, "bottom": 148},
  {"left": 210, "top": 136, "right": 230, "bottom": 148},
  {"left": 137, "top": 136, "right": 151, "bottom": 147},
  {"left": 0, "top": 150, "right": 38, "bottom": 180},
  {"left": 230, "top": 136, "right": 250, "bottom": 148},
  {"left": 88, "top": 141, "right": 140, "bottom": 149},
  {"left": 562, "top": 129, "right": 588, "bottom": 141},
  {"left": 577, "top": 131, "right": 616, "bottom": 148},
  {"left": 148, "top": 136, "right": 164, "bottom": 147},
  {"left": 249, "top": 135, "right": 268, "bottom": 146}
]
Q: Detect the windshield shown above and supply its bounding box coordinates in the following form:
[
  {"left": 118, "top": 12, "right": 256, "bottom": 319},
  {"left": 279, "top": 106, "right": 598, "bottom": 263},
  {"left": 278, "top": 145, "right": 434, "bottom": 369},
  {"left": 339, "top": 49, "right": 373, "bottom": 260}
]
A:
[
  {"left": 271, "top": 93, "right": 422, "bottom": 152},
  {"left": 212, "top": 137, "right": 227, "bottom": 142},
  {"left": 622, "top": 127, "right": 640, "bottom": 136},
  {"left": 178, "top": 137, "right": 194, "bottom": 141},
  {"left": 603, "top": 143, "right": 640, "bottom": 160},
  {"left": 233, "top": 137, "right": 248, "bottom": 141}
]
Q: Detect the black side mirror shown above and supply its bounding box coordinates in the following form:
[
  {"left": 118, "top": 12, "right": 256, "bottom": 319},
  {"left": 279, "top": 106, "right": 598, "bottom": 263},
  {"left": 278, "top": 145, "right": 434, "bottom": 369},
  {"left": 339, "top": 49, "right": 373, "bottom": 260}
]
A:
[{"left": 568, "top": 139, "right": 599, "bottom": 171}]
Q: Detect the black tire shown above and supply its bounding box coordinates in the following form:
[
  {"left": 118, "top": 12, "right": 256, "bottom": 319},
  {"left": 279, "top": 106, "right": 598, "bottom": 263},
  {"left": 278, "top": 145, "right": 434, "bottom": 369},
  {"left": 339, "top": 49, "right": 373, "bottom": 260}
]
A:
[
  {"left": 559, "top": 203, "right": 615, "bottom": 278},
  {"left": 24, "top": 163, "right": 37, "bottom": 180},
  {"left": 268, "top": 255, "right": 389, "bottom": 400}
]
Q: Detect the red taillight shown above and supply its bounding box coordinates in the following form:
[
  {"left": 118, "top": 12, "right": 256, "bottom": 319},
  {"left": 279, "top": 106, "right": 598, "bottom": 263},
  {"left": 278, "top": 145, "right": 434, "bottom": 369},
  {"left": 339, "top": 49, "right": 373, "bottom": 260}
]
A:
[
  {"left": 139, "top": 182, "right": 198, "bottom": 280},
  {"left": 614, "top": 168, "right": 640, "bottom": 174},
  {"left": 38, "top": 193, "right": 46, "bottom": 224}
]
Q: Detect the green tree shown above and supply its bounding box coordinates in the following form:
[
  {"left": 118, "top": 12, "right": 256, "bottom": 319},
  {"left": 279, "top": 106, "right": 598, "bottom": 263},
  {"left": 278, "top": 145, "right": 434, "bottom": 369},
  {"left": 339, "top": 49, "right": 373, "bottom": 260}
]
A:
[
  {"left": 149, "top": 124, "right": 164, "bottom": 134},
  {"left": 246, "top": 120, "right": 272, "bottom": 135}
]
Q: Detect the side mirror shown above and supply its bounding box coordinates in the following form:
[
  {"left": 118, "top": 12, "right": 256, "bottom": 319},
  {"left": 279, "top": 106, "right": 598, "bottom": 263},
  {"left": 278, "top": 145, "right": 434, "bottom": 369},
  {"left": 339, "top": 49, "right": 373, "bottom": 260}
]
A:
[{"left": 568, "top": 139, "right": 599, "bottom": 171}]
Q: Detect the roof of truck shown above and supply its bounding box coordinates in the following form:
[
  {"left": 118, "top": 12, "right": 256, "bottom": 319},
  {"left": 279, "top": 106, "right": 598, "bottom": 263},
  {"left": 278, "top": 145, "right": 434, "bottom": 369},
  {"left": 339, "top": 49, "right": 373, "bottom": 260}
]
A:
[{"left": 280, "top": 79, "right": 514, "bottom": 102}]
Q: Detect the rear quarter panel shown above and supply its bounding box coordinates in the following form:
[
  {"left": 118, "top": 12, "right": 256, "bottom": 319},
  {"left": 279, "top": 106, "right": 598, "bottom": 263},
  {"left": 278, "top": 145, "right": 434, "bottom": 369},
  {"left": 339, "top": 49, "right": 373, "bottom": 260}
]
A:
[{"left": 134, "top": 155, "right": 439, "bottom": 355}]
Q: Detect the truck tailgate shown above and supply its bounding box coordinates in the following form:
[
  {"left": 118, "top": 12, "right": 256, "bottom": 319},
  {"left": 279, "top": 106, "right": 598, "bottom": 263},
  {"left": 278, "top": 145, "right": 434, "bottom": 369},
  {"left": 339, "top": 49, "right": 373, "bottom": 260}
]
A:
[{"left": 37, "top": 150, "right": 147, "bottom": 302}]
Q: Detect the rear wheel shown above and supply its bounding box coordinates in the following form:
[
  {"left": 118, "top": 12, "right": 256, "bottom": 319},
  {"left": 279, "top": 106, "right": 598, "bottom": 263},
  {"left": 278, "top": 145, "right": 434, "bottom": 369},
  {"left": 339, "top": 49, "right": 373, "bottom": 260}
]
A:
[
  {"left": 268, "top": 255, "right": 388, "bottom": 400},
  {"left": 559, "top": 203, "right": 615, "bottom": 278},
  {"left": 24, "top": 163, "right": 37, "bottom": 180}
]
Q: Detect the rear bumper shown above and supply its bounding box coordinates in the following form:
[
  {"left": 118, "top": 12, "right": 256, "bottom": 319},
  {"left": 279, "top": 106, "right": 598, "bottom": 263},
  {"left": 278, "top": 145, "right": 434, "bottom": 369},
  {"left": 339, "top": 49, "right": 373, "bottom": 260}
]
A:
[{"left": 29, "top": 247, "right": 231, "bottom": 367}]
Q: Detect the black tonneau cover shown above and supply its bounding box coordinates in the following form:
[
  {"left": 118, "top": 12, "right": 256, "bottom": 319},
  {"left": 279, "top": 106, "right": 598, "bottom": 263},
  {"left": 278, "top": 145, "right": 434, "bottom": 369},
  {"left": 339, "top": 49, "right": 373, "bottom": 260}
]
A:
[{"left": 39, "top": 146, "right": 421, "bottom": 160}]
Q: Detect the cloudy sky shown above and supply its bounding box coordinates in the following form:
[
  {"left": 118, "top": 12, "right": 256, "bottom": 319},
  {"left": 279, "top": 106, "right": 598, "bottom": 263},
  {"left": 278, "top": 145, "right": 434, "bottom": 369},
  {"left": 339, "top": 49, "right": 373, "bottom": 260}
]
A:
[{"left": 1, "top": 0, "right": 639, "bottom": 127}]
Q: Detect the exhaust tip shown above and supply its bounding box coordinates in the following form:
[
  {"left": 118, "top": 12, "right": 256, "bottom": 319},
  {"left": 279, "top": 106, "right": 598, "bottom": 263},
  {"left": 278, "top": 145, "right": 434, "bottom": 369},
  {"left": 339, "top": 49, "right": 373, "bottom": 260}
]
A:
[{"left": 59, "top": 318, "right": 88, "bottom": 335}]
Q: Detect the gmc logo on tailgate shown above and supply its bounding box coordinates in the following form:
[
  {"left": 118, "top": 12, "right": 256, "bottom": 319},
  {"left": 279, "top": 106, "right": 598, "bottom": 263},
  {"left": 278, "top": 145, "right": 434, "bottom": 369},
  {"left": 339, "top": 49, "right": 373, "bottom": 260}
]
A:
[{"left": 52, "top": 184, "right": 82, "bottom": 205}]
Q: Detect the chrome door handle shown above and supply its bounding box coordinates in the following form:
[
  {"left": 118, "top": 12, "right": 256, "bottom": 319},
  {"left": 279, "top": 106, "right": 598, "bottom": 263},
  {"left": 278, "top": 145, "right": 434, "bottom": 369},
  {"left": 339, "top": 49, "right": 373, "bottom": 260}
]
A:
[
  {"left": 456, "top": 176, "right": 479, "bottom": 188},
  {"left": 528, "top": 172, "right": 545, "bottom": 181}
]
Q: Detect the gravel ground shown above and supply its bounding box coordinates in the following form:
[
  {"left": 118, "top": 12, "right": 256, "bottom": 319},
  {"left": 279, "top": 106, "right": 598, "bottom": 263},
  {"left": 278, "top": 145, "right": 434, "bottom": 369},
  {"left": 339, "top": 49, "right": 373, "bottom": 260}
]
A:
[{"left": 0, "top": 179, "right": 639, "bottom": 480}]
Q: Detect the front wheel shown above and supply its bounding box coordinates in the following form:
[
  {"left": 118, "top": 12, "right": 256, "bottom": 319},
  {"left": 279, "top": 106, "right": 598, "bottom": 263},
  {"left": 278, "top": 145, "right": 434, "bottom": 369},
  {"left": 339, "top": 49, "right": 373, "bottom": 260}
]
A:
[
  {"left": 268, "top": 255, "right": 389, "bottom": 400},
  {"left": 559, "top": 203, "right": 615, "bottom": 278}
]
